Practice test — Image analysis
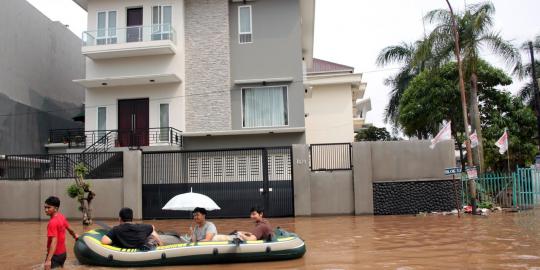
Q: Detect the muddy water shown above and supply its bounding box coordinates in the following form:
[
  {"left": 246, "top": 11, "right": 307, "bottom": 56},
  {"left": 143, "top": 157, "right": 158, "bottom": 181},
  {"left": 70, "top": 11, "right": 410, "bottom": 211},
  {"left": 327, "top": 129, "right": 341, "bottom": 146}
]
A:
[{"left": 2, "top": 211, "right": 540, "bottom": 269}]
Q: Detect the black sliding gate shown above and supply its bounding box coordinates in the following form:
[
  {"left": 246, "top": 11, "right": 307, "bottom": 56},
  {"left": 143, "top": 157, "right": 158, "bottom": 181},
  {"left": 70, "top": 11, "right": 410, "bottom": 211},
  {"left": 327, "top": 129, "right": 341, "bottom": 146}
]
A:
[{"left": 142, "top": 147, "right": 294, "bottom": 219}]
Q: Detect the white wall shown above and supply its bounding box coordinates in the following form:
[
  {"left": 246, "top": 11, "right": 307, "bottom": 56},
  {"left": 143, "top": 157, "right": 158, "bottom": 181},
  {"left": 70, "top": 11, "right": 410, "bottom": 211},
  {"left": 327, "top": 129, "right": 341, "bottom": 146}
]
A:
[
  {"left": 305, "top": 83, "right": 354, "bottom": 143},
  {"left": 84, "top": 0, "right": 186, "bottom": 131}
]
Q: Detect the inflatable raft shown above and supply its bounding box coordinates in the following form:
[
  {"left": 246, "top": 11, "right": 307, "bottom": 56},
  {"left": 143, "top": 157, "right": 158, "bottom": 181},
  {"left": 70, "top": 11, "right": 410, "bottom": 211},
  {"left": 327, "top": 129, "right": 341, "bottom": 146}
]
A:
[{"left": 74, "top": 228, "right": 306, "bottom": 267}]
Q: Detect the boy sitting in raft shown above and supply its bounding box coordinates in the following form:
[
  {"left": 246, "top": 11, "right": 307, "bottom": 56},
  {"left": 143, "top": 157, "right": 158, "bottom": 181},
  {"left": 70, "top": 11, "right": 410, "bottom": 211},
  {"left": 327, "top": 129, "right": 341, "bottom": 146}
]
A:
[
  {"left": 101, "top": 208, "right": 163, "bottom": 250},
  {"left": 213, "top": 206, "right": 273, "bottom": 242}
]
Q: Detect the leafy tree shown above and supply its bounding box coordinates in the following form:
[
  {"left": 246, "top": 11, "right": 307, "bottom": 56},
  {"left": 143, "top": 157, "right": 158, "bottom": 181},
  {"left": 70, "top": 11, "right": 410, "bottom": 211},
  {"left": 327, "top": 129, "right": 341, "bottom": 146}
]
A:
[
  {"left": 425, "top": 1, "right": 522, "bottom": 172},
  {"left": 376, "top": 40, "right": 433, "bottom": 131},
  {"left": 397, "top": 60, "right": 534, "bottom": 170},
  {"left": 67, "top": 163, "right": 95, "bottom": 225},
  {"left": 355, "top": 126, "right": 394, "bottom": 141},
  {"left": 481, "top": 88, "right": 537, "bottom": 170}
]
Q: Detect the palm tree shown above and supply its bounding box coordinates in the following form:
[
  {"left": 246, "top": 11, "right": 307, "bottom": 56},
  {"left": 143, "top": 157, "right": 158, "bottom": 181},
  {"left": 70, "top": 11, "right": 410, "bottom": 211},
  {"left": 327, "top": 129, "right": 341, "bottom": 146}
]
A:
[
  {"left": 376, "top": 39, "right": 434, "bottom": 131},
  {"left": 517, "top": 34, "right": 540, "bottom": 107},
  {"left": 425, "top": 1, "right": 521, "bottom": 172}
]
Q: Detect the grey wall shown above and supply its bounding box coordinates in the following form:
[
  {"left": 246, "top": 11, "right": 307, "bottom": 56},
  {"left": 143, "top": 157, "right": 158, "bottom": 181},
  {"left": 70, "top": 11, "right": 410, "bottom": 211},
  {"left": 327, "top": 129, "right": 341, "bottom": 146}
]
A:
[
  {"left": 0, "top": 0, "right": 84, "bottom": 154},
  {"left": 310, "top": 171, "right": 355, "bottom": 215},
  {"left": 184, "top": 0, "right": 231, "bottom": 132},
  {"left": 0, "top": 151, "right": 141, "bottom": 220},
  {"left": 0, "top": 178, "right": 122, "bottom": 220},
  {"left": 292, "top": 140, "right": 456, "bottom": 216},
  {"left": 229, "top": 0, "right": 305, "bottom": 131},
  {"left": 182, "top": 132, "right": 305, "bottom": 150}
]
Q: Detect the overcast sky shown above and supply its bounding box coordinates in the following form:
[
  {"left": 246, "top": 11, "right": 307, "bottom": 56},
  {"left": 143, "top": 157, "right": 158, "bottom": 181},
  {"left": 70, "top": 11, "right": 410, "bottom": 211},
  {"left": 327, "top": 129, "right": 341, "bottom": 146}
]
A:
[{"left": 27, "top": 0, "right": 540, "bottom": 132}]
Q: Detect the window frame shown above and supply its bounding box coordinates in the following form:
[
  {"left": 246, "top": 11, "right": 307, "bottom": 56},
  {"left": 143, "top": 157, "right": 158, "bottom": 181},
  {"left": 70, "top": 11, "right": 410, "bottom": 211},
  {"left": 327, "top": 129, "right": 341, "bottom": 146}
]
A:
[
  {"left": 151, "top": 5, "right": 173, "bottom": 40},
  {"left": 96, "top": 10, "right": 117, "bottom": 45},
  {"left": 241, "top": 85, "right": 290, "bottom": 128},
  {"left": 238, "top": 5, "right": 253, "bottom": 44},
  {"left": 96, "top": 106, "right": 107, "bottom": 139}
]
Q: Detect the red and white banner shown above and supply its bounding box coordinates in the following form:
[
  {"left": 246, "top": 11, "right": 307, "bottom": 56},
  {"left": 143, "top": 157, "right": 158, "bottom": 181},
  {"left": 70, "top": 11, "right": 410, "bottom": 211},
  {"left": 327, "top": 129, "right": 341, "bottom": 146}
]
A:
[
  {"left": 495, "top": 130, "right": 508, "bottom": 155},
  {"left": 430, "top": 121, "right": 452, "bottom": 149},
  {"left": 462, "top": 130, "right": 479, "bottom": 148},
  {"left": 470, "top": 131, "right": 478, "bottom": 148}
]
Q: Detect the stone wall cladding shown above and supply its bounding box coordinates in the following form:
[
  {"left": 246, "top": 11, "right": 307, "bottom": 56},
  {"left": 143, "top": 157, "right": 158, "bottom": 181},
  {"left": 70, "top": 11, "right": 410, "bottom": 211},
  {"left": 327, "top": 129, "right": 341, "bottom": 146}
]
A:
[
  {"left": 373, "top": 180, "right": 462, "bottom": 215},
  {"left": 185, "top": 0, "right": 231, "bottom": 132}
]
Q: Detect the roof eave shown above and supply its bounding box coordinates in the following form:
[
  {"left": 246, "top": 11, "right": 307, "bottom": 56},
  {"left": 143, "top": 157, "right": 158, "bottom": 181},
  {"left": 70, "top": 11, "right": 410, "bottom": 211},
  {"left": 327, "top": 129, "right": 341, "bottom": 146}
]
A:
[{"left": 72, "top": 0, "right": 87, "bottom": 11}]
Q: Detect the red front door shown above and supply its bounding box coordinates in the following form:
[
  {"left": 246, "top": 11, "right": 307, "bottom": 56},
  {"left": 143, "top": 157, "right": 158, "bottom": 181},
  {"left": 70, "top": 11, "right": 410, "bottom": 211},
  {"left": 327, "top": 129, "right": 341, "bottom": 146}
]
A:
[{"left": 118, "top": 98, "right": 149, "bottom": 147}]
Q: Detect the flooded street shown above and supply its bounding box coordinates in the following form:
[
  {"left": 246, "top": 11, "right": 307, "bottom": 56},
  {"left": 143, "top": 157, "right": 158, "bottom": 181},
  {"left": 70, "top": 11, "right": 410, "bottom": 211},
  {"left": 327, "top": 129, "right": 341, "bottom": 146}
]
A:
[{"left": 2, "top": 211, "right": 540, "bottom": 269}]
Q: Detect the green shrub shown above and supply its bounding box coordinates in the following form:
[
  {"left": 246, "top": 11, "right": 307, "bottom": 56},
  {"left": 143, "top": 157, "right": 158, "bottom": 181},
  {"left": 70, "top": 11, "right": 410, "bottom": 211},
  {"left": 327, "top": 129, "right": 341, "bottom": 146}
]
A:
[
  {"left": 478, "top": 200, "right": 494, "bottom": 209},
  {"left": 67, "top": 184, "right": 83, "bottom": 199}
]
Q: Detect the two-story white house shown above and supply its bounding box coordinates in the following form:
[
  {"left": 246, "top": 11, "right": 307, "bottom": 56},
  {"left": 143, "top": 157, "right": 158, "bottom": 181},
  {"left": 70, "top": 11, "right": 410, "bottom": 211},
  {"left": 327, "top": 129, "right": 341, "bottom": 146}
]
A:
[
  {"left": 305, "top": 59, "right": 371, "bottom": 143},
  {"left": 70, "top": 0, "right": 315, "bottom": 151}
]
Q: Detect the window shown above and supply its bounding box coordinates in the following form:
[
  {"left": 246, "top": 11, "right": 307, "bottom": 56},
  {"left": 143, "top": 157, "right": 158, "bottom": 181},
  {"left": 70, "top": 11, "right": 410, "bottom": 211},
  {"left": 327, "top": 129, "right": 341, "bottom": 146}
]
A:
[
  {"left": 238, "top": 5, "right": 252, "bottom": 43},
  {"left": 152, "top": 5, "right": 172, "bottom": 40},
  {"left": 97, "top": 11, "right": 117, "bottom": 45},
  {"left": 159, "top": 104, "right": 169, "bottom": 141},
  {"left": 97, "top": 107, "right": 107, "bottom": 138},
  {"left": 242, "top": 86, "right": 288, "bottom": 128}
]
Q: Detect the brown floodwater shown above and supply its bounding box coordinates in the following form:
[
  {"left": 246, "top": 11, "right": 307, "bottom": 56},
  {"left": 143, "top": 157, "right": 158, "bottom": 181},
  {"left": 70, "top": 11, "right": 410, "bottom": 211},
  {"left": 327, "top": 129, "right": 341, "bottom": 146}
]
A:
[{"left": 2, "top": 210, "right": 540, "bottom": 269}]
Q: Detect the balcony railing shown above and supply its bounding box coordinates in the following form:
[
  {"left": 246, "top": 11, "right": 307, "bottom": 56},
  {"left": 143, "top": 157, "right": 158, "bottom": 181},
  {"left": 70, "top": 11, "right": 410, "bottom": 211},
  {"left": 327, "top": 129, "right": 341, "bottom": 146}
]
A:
[
  {"left": 82, "top": 24, "right": 177, "bottom": 46},
  {"left": 48, "top": 127, "right": 183, "bottom": 149}
]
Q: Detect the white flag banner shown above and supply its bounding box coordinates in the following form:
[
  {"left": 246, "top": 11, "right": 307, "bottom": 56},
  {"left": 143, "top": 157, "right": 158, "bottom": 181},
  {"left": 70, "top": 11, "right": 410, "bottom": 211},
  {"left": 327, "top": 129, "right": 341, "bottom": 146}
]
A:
[
  {"left": 430, "top": 121, "right": 452, "bottom": 149},
  {"left": 461, "top": 130, "right": 479, "bottom": 148},
  {"left": 495, "top": 130, "right": 508, "bottom": 155}
]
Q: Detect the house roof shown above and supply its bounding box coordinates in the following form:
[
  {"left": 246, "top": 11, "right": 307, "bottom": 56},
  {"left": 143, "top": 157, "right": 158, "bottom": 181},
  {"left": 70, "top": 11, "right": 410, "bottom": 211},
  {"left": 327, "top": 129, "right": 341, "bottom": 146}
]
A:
[{"left": 307, "top": 58, "right": 354, "bottom": 75}]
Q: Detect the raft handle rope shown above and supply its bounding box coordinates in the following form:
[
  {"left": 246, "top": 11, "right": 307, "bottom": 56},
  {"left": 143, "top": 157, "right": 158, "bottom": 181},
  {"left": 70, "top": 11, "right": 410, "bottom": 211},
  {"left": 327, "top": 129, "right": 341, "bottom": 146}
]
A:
[
  {"left": 266, "top": 246, "right": 271, "bottom": 253},
  {"left": 213, "top": 248, "right": 219, "bottom": 255},
  {"left": 108, "top": 254, "right": 114, "bottom": 261},
  {"left": 161, "top": 253, "right": 167, "bottom": 260}
]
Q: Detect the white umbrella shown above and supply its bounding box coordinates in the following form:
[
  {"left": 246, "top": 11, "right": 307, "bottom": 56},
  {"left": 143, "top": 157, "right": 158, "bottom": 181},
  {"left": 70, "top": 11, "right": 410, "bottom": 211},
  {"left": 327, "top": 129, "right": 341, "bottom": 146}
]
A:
[{"left": 162, "top": 188, "right": 221, "bottom": 211}]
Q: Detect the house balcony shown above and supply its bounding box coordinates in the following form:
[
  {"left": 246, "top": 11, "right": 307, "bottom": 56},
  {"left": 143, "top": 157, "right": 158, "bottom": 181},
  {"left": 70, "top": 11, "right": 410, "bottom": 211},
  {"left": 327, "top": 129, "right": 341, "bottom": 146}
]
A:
[
  {"left": 82, "top": 24, "right": 177, "bottom": 60},
  {"left": 353, "top": 117, "right": 366, "bottom": 131},
  {"left": 46, "top": 127, "right": 183, "bottom": 150}
]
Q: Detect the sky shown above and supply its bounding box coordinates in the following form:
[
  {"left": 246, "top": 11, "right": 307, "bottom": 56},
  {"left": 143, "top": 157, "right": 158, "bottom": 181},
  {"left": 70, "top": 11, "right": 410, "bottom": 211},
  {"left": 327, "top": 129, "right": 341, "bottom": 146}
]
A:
[{"left": 26, "top": 0, "right": 540, "bottom": 133}]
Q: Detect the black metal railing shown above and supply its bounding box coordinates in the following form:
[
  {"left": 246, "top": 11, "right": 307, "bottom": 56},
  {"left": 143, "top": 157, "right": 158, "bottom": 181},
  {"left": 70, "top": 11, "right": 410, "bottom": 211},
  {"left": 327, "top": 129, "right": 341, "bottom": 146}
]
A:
[
  {"left": 309, "top": 143, "right": 352, "bottom": 171},
  {"left": 48, "top": 127, "right": 183, "bottom": 149},
  {"left": 0, "top": 152, "right": 123, "bottom": 180},
  {"left": 48, "top": 128, "right": 86, "bottom": 148}
]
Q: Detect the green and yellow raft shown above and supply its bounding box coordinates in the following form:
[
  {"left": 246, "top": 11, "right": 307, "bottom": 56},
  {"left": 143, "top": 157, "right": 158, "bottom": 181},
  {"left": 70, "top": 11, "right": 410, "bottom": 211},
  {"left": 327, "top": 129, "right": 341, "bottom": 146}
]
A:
[{"left": 74, "top": 229, "right": 306, "bottom": 267}]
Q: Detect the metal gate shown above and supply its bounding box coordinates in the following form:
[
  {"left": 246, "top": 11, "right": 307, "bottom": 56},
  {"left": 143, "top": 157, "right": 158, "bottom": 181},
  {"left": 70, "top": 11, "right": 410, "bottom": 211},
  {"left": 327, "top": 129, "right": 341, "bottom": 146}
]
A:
[{"left": 142, "top": 147, "right": 294, "bottom": 219}]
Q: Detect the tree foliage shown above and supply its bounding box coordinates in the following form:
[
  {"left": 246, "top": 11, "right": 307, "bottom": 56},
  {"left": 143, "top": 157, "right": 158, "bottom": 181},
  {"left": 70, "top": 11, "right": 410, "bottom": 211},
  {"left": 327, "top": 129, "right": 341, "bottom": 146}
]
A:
[{"left": 355, "top": 126, "right": 395, "bottom": 142}]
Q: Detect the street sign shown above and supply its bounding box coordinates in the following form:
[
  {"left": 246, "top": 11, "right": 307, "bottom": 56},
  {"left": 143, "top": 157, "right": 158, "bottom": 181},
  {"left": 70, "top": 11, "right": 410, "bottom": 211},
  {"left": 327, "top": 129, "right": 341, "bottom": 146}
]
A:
[{"left": 444, "top": 167, "right": 462, "bottom": 175}]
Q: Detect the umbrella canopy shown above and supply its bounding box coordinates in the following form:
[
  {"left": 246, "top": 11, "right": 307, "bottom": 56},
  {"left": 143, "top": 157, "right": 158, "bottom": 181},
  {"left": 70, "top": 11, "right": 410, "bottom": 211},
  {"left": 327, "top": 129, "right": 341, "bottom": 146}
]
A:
[{"left": 162, "top": 190, "right": 221, "bottom": 211}]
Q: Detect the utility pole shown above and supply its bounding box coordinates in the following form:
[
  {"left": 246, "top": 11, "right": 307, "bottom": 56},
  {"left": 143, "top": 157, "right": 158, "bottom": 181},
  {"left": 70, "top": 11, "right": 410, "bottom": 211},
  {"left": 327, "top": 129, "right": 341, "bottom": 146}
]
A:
[
  {"left": 445, "top": 0, "right": 477, "bottom": 213},
  {"left": 529, "top": 41, "right": 540, "bottom": 152}
]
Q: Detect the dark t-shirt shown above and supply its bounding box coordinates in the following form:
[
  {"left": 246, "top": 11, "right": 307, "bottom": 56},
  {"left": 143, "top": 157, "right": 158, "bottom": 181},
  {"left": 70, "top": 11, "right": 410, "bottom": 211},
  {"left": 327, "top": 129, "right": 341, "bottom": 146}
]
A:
[
  {"left": 251, "top": 219, "right": 273, "bottom": 240},
  {"left": 106, "top": 223, "right": 153, "bottom": 248}
]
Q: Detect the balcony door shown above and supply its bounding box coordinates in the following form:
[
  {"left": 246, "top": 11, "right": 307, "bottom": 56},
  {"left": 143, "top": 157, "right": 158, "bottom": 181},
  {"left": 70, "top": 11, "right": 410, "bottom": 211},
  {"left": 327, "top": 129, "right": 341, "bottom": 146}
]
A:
[
  {"left": 118, "top": 98, "right": 149, "bottom": 147},
  {"left": 126, "top": 7, "right": 143, "bottom": 42}
]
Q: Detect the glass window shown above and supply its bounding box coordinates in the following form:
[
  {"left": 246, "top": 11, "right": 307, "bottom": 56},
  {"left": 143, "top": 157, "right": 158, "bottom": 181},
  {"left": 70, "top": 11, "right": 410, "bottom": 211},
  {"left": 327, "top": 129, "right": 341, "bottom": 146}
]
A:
[
  {"left": 160, "top": 104, "right": 169, "bottom": 141},
  {"left": 97, "top": 107, "right": 106, "bottom": 138},
  {"left": 238, "top": 6, "right": 252, "bottom": 43},
  {"left": 152, "top": 5, "right": 172, "bottom": 40},
  {"left": 97, "top": 11, "right": 116, "bottom": 45},
  {"left": 242, "top": 86, "right": 288, "bottom": 128}
]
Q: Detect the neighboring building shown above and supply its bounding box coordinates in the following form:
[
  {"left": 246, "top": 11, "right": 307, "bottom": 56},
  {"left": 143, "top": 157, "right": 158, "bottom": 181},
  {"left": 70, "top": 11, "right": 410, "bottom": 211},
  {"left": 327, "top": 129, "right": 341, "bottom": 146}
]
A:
[
  {"left": 305, "top": 59, "right": 370, "bottom": 144},
  {"left": 0, "top": 0, "right": 84, "bottom": 154},
  {"left": 70, "top": 0, "right": 315, "bottom": 151}
]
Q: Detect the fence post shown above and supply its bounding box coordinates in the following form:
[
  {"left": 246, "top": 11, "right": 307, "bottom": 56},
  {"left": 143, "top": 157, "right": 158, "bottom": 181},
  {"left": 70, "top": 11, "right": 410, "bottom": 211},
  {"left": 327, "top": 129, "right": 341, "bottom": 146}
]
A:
[
  {"left": 262, "top": 148, "right": 270, "bottom": 212},
  {"left": 513, "top": 171, "right": 517, "bottom": 209}
]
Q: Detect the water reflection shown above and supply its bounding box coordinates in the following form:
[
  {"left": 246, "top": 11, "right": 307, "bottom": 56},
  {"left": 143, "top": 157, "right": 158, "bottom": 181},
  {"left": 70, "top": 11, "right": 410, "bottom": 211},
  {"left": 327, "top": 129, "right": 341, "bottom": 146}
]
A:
[{"left": 2, "top": 210, "right": 540, "bottom": 269}]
